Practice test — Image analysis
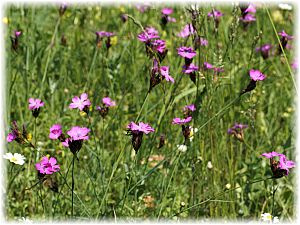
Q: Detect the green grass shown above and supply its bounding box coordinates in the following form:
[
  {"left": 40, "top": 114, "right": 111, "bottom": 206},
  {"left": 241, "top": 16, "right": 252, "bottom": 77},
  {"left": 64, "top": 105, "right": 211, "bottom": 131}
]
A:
[{"left": 4, "top": 3, "right": 296, "bottom": 222}]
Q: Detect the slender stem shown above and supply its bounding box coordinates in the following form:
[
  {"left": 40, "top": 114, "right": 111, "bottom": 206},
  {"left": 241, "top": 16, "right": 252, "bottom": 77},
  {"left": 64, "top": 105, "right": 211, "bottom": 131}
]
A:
[
  {"left": 71, "top": 154, "right": 75, "bottom": 218},
  {"left": 271, "top": 179, "right": 277, "bottom": 221},
  {"left": 85, "top": 47, "right": 99, "bottom": 90},
  {"left": 135, "top": 92, "right": 149, "bottom": 123},
  {"left": 265, "top": 6, "right": 298, "bottom": 95}
]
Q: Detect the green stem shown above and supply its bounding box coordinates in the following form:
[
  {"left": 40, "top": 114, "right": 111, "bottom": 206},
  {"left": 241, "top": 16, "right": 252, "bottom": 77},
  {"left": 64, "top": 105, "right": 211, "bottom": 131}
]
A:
[
  {"left": 135, "top": 92, "right": 149, "bottom": 123},
  {"left": 71, "top": 154, "right": 75, "bottom": 218}
]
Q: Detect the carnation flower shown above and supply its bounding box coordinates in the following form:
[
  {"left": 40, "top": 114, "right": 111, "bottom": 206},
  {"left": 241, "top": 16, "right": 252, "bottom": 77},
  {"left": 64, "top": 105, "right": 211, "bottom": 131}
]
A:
[
  {"left": 177, "top": 46, "right": 196, "bottom": 59},
  {"left": 160, "top": 66, "right": 174, "bottom": 83},
  {"left": 3, "top": 152, "right": 26, "bottom": 165},
  {"left": 62, "top": 126, "right": 90, "bottom": 154},
  {"left": 177, "top": 24, "right": 196, "bottom": 38},
  {"left": 6, "top": 121, "right": 34, "bottom": 147},
  {"left": 249, "top": 69, "right": 266, "bottom": 81},
  {"left": 35, "top": 156, "right": 60, "bottom": 174},
  {"left": 256, "top": 44, "right": 272, "bottom": 59},
  {"left": 49, "top": 124, "right": 62, "bottom": 140},
  {"left": 208, "top": 10, "right": 224, "bottom": 18},
  {"left": 172, "top": 116, "right": 192, "bottom": 125},
  {"left": 69, "top": 93, "right": 91, "bottom": 112},
  {"left": 127, "top": 122, "right": 155, "bottom": 153},
  {"left": 182, "top": 63, "right": 199, "bottom": 74},
  {"left": 261, "top": 151, "right": 295, "bottom": 178},
  {"left": 228, "top": 123, "right": 248, "bottom": 142},
  {"left": 161, "top": 8, "right": 173, "bottom": 15},
  {"left": 28, "top": 98, "right": 44, "bottom": 118},
  {"left": 240, "top": 14, "right": 256, "bottom": 22},
  {"left": 278, "top": 30, "right": 294, "bottom": 40},
  {"left": 102, "top": 97, "right": 116, "bottom": 107},
  {"left": 203, "top": 62, "right": 214, "bottom": 70},
  {"left": 137, "top": 27, "right": 159, "bottom": 43}
]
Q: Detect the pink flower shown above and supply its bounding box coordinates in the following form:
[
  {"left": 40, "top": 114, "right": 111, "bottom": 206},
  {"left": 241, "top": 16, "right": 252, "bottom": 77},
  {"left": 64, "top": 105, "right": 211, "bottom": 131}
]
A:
[
  {"left": 244, "top": 4, "right": 256, "bottom": 14},
  {"left": 151, "top": 39, "right": 166, "bottom": 53},
  {"left": 203, "top": 62, "right": 214, "bottom": 70},
  {"left": 69, "top": 93, "right": 91, "bottom": 111},
  {"left": 207, "top": 10, "right": 224, "bottom": 18},
  {"left": 183, "top": 104, "right": 196, "bottom": 112},
  {"left": 177, "top": 46, "right": 196, "bottom": 59},
  {"left": 278, "top": 30, "right": 294, "bottom": 40},
  {"left": 127, "top": 122, "right": 155, "bottom": 134},
  {"left": 102, "top": 97, "right": 116, "bottom": 107},
  {"left": 67, "top": 126, "right": 90, "bottom": 141},
  {"left": 95, "top": 31, "right": 115, "bottom": 37},
  {"left": 172, "top": 116, "right": 192, "bottom": 125},
  {"left": 160, "top": 66, "right": 175, "bottom": 83},
  {"left": 240, "top": 14, "right": 256, "bottom": 22},
  {"left": 35, "top": 156, "right": 60, "bottom": 175},
  {"left": 15, "top": 30, "right": 22, "bottom": 37},
  {"left": 161, "top": 8, "right": 173, "bottom": 15},
  {"left": 182, "top": 63, "right": 199, "bottom": 74},
  {"left": 249, "top": 69, "right": 266, "bottom": 81},
  {"left": 137, "top": 27, "right": 159, "bottom": 42},
  {"left": 200, "top": 38, "right": 208, "bottom": 46},
  {"left": 279, "top": 155, "right": 295, "bottom": 175},
  {"left": 177, "top": 24, "right": 195, "bottom": 38},
  {"left": 135, "top": 3, "right": 151, "bottom": 13},
  {"left": 291, "top": 59, "right": 298, "bottom": 70},
  {"left": 28, "top": 98, "right": 44, "bottom": 110},
  {"left": 49, "top": 124, "right": 62, "bottom": 140},
  {"left": 7, "top": 132, "right": 16, "bottom": 142},
  {"left": 261, "top": 151, "right": 283, "bottom": 158}
]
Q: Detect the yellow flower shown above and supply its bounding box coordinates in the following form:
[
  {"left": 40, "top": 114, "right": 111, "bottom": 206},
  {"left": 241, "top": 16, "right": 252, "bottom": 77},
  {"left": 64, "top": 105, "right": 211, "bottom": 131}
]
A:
[
  {"left": 27, "top": 133, "right": 32, "bottom": 141},
  {"left": 119, "top": 6, "right": 125, "bottom": 13},
  {"left": 79, "top": 111, "right": 87, "bottom": 117},
  {"left": 110, "top": 36, "right": 118, "bottom": 46},
  {"left": 2, "top": 17, "right": 9, "bottom": 24},
  {"left": 272, "top": 10, "right": 283, "bottom": 23}
]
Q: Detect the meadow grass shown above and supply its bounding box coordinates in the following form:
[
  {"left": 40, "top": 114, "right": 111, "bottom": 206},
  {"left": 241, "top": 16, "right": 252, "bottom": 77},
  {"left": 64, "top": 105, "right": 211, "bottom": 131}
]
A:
[{"left": 4, "top": 2, "right": 296, "bottom": 222}]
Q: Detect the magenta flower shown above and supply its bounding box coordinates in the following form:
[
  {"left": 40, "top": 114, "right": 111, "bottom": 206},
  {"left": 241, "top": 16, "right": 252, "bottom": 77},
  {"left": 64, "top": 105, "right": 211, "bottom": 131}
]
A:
[
  {"left": 203, "top": 62, "right": 214, "bottom": 70},
  {"left": 244, "top": 4, "right": 256, "bottom": 14},
  {"left": 177, "top": 47, "right": 196, "bottom": 59},
  {"left": 95, "top": 31, "right": 115, "bottom": 37},
  {"left": 228, "top": 123, "right": 248, "bottom": 142},
  {"left": 127, "top": 121, "right": 155, "bottom": 153},
  {"left": 49, "top": 124, "right": 62, "bottom": 140},
  {"left": 207, "top": 10, "right": 224, "bottom": 18},
  {"left": 15, "top": 30, "right": 22, "bottom": 37},
  {"left": 161, "top": 8, "right": 173, "bottom": 15},
  {"left": 102, "top": 97, "right": 116, "bottom": 107},
  {"left": 278, "top": 30, "right": 294, "bottom": 40},
  {"left": 177, "top": 24, "right": 195, "bottom": 38},
  {"left": 127, "top": 122, "right": 155, "bottom": 134},
  {"left": 182, "top": 63, "right": 199, "bottom": 74},
  {"left": 184, "top": 104, "right": 196, "bottom": 112},
  {"left": 249, "top": 69, "right": 266, "bottom": 81},
  {"left": 67, "top": 126, "right": 90, "bottom": 141},
  {"left": 172, "top": 116, "right": 192, "bottom": 125},
  {"left": 137, "top": 27, "right": 159, "bottom": 42},
  {"left": 151, "top": 39, "right": 166, "bottom": 53},
  {"left": 261, "top": 151, "right": 283, "bottom": 158},
  {"left": 7, "top": 132, "right": 16, "bottom": 142},
  {"left": 28, "top": 98, "right": 44, "bottom": 110},
  {"left": 240, "top": 14, "right": 256, "bottom": 22},
  {"left": 262, "top": 151, "right": 295, "bottom": 177},
  {"left": 35, "top": 156, "right": 60, "bottom": 175},
  {"left": 256, "top": 44, "right": 272, "bottom": 59},
  {"left": 200, "top": 38, "right": 208, "bottom": 46},
  {"left": 135, "top": 3, "right": 151, "bottom": 13},
  {"left": 69, "top": 93, "right": 91, "bottom": 111},
  {"left": 160, "top": 66, "right": 175, "bottom": 83}
]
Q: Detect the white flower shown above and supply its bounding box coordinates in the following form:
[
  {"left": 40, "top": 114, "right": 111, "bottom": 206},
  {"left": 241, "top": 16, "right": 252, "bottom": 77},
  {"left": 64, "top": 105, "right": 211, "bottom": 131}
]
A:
[
  {"left": 18, "top": 217, "right": 33, "bottom": 223},
  {"left": 225, "top": 183, "right": 231, "bottom": 189},
  {"left": 189, "top": 127, "right": 198, "bottom": 142},
  {"left": 278, "top": 3, "right": 292, "bottom": 11},
  {"left": 261, "top": 213, "right": 279, "bottom": 223},
  {"left": 207, "top": 161, "right": 213, "bottom": 169},
  {"left": 177, "top": 144, "right": 187, "bottom": 153},
  {"left": 3, "top": 153, "right": 26, "bottom": 165}
]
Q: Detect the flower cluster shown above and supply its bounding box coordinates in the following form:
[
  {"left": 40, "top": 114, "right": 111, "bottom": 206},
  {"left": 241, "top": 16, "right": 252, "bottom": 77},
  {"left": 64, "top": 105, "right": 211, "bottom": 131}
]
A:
[
  {"left": 96, "top": 97, "right": 116, "bottom": 118},
  {"left": 240, "top": 4, "right": 256, "bottom": 27},
  {"left": 6, "top": 121, "right": 34, "bottom": 148},
  {"left": 28, "top": 98, "right": 44, "bottom": 118}
]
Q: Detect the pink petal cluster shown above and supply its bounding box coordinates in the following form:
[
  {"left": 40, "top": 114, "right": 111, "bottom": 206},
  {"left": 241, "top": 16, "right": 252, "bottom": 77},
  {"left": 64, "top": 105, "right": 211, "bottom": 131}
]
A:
[
  {"left": 262, "top": 152, "right": 295, "bottom": 175},
  {"left": 207, "top": 10, "right": 224, "bottom": 18},
  {"left": 244, "top": 4, "right": 256, "bottom": 14},
  {"left": 278, "top": 30, "right": 294, "bottom": 40},
  {"left": 161, "top": 8, "right": 173, "bottom": 15},
  {"left": 35, "top": 156, "right": 60, "bottom": 174},
  {"left": 240, "top": 14, "right": 256, "bottom": 22},
  {"left": 7, "top": 132, "right": 16, "bottom": 142},
  {"left": 15, "top": 30, "right": 22, "bottom": 37},
  {"left": 28, "top": 98, "right": 44, "bottom": 110},
  {"left": 183, "top": 104, "right": 196, "bottom": 112},
  {"left": 49, "top": 124, "right": 62, "bottom": 140},
  {"left": 172, "top": 116, "right": 192, "bottom": 125},
  {"left": 177, "top": 46, "right": 197, "bottom": 59},
  {"left": 67, "top": 126, "right": 90, "bottom": 141},
  {"left": 69, "top": 93, "right": 91, "bottom": 111},
  {"left": 151, "top": 39, "right": 166, "bottom": 53},
  {"left": 137, "top": 27, "right": 159, "bottom": 42},
  {"left": 249, "top": 69, "right": 266, "bottom": 81},
  {"left": 95, "top": 31, "right": 115, "bottom": 37},
  {"left": 160, "top": 66, "right": 175, "bottom": 83},
  {"left": 127, "top": 122, "right": 155, "bottom": 134},
  {"left": 177, "top": 24, "right": 195, "bottom": 38},
  {"left": 182, "top": 63, "right": 199, "bottom": 74},
  {"left": 102, "top": 97, "right": 116, "bottom": 107}
]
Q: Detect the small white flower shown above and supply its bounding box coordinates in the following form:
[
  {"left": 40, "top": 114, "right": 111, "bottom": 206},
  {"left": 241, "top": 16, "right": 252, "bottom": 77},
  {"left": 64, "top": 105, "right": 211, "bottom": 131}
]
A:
[
  {"left": 188, "top": 127, "right": 198, "bottom": 142},
  {"left": 3, "top": 153, "right": 26, "bottom": 165},
  {"left": 261, "top": 213, "right": 278, "bottom": 223},
  {"left": 225, "top": 183, "right": 231, "bottom": 189},
  {"left": 18, "top": 217, "right": 33, "bottom": 223},
  {"left": 177, "top": 144, "right": 187, "bottom": 153},
  {"left": 278, "top": 3, "right": 292, "bottom": 11},
  {"left": 207, "top": 161, "right": 213, "bottom": 169}
]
